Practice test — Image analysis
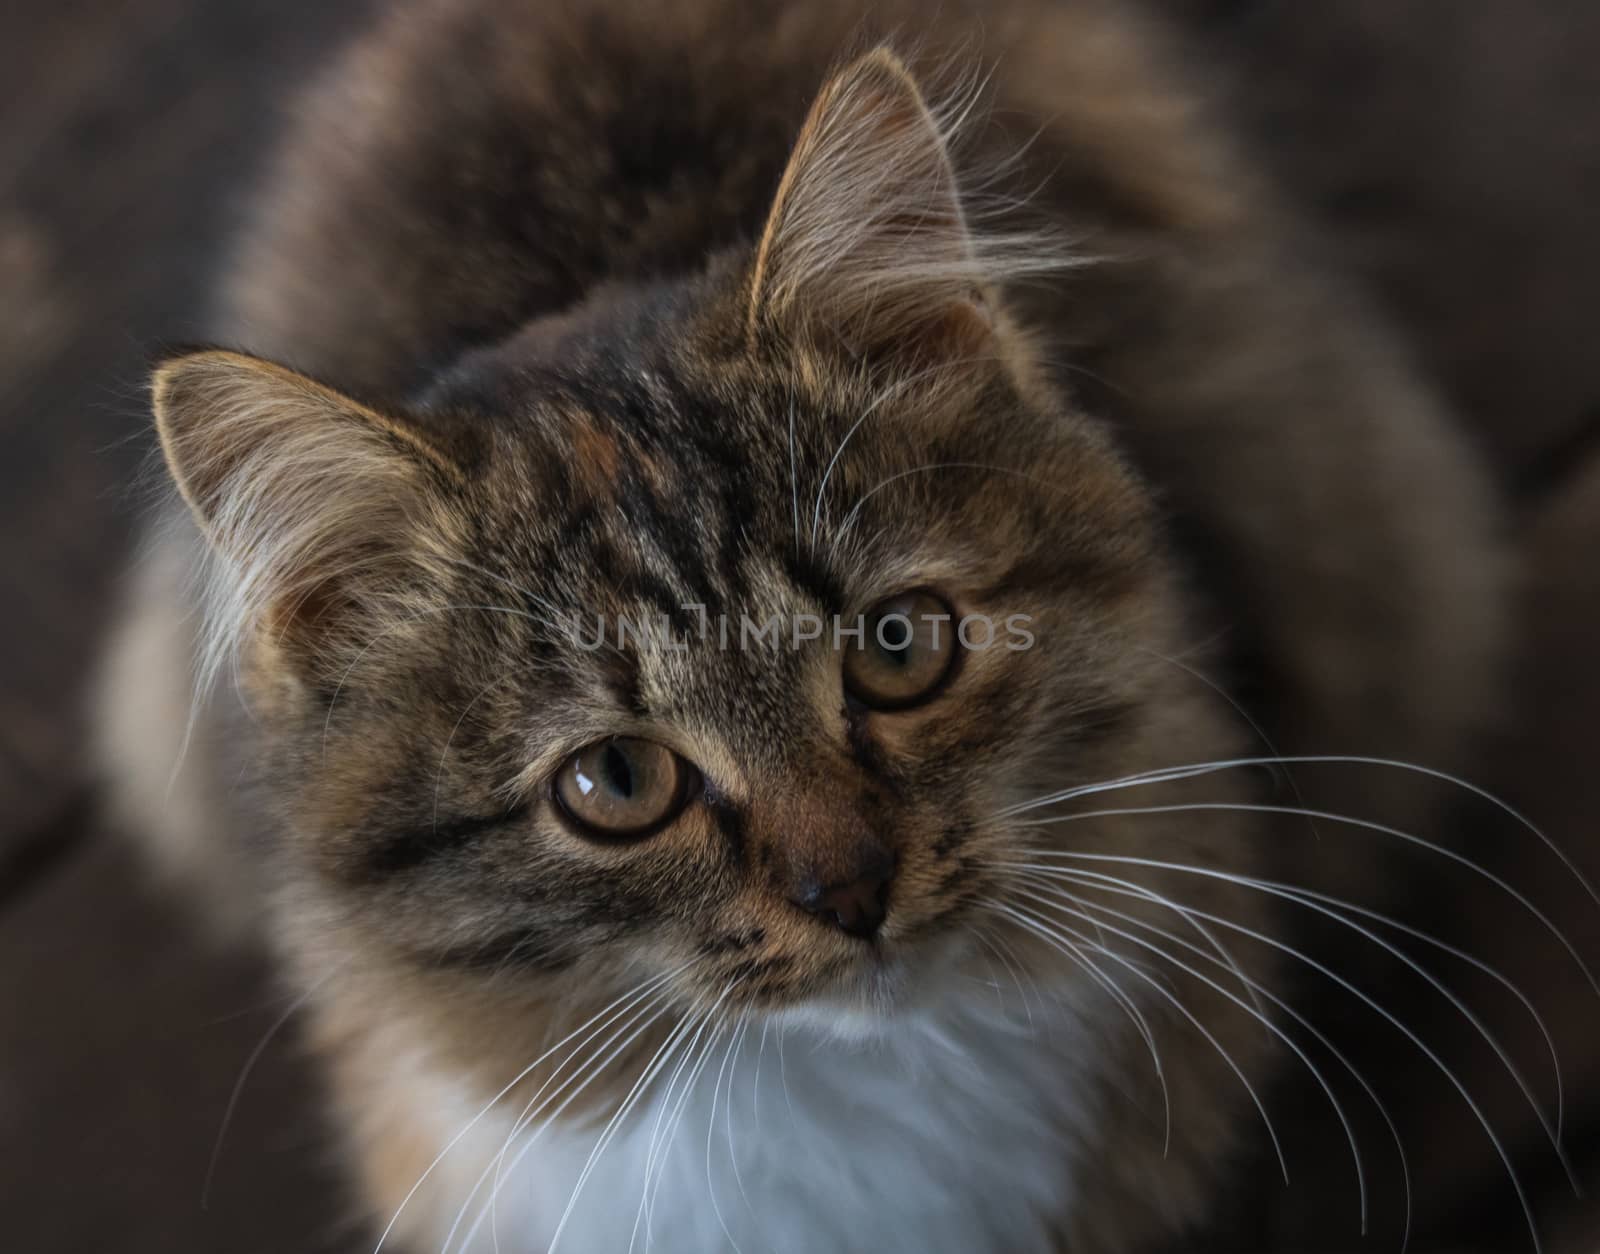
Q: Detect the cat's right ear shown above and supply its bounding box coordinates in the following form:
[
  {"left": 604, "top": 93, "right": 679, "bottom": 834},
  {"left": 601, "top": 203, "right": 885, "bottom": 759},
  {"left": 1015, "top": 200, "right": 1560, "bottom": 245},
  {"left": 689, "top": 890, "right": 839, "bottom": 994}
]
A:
[{"left": 151, "top": 349, "right": 467, "bottom": 681}]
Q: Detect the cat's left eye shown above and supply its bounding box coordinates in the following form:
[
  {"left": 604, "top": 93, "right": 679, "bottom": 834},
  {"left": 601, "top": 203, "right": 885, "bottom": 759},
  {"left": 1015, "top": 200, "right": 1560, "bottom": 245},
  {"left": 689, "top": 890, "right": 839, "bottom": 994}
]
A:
[
  {"left": 844, "top": 589, "right": 960, "bottom": 710},
  {"left": 553, "top": 737, "right": 693, "bottom": 840}
]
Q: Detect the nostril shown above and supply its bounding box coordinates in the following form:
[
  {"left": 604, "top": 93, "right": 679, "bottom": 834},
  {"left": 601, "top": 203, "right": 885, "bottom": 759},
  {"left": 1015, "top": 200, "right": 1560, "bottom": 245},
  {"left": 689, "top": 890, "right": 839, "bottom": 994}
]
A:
[{"left": 793, "top": 867, "right": 893, "bottom": 940}]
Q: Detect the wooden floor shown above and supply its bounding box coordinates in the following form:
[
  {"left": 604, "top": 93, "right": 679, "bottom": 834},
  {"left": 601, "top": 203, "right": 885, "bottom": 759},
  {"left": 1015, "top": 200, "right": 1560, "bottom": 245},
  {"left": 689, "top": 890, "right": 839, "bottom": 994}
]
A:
[{"left": 2, "top": 1, "right": 1598, "bottom": 1249}]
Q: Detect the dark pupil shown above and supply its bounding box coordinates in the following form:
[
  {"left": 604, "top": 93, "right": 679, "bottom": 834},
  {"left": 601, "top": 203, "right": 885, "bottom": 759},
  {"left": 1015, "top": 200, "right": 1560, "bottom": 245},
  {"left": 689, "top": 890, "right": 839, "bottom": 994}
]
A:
[
  {"left": 600, "top": 743, "right": 635, "bottom": 798},
  {"left": 877, "top": 616, "right": 913, "bottom": 664}
]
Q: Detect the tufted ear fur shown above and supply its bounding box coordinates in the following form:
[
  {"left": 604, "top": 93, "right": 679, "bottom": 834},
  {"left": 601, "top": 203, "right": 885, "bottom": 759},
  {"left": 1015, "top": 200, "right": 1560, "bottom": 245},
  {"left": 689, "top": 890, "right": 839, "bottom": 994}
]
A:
[
  {"left": 748, "top": 48, "right": 1015, "bottom": 360},
  {"left": 151, "top": 349, "right": 466, "bottom": 690}
]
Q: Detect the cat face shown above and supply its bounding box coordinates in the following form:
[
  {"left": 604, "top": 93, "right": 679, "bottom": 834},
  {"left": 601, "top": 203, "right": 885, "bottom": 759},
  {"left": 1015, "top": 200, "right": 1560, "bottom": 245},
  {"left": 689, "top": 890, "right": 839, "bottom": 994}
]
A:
[
  {"left": 438, "top": 336, "right": 1163, "bottom": 1011},
  {"left": 150, "top": 50, "right": 1179, "bottom": 1030},
  {"left": 154, "top": 299, "right": 1165, "bottom": 1018}
]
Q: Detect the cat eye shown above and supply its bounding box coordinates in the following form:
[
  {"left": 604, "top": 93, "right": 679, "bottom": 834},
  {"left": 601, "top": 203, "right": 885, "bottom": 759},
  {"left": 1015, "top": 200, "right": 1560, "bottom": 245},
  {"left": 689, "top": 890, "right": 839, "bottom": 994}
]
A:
[
  {"left": 553, "top": 737, "right": 693, "bottom": 840},
  {"left": 843, "top": 589, "right": 960, "bottom": 711}
]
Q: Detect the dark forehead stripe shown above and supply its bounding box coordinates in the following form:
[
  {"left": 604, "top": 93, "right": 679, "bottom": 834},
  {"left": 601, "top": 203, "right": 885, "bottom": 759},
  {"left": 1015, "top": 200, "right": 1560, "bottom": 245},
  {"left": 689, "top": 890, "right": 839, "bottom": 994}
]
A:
[
  {"left": 552, "top": 369, "right": 758, "bottom": 616},
  {"left": 596, "top": 645, "right": 647, "bottom": 717},
  {"left": 781, "top": 547, "right": 849, "bottom": 613},
  {"left": 612, "top": 515, "right": 722, "bottom": 627},
  {"left": 446, "top": 327, "right": 859, "bottom": 653}
]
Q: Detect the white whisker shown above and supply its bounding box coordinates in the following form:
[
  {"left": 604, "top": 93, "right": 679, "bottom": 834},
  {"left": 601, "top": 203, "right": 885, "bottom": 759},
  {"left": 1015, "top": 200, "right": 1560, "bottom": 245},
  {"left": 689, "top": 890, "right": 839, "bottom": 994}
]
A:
[
  {"left": 808, "top": 355, "right": 1002, "bottom": 553},
  {"left": 204, "top": 966, "right": 340, "bottom": 1209},
  {"left": 431, "top": 675, "right": 507, "bottom": 832},
  {"left": 541, "top": 983, "right": 735, "bottom": 1254},
  {"left": 829, "top": 460, "right": 1069, "bottom": 559},
  {"left": 321, "top": 601, "right": 577, "bottom": 764},
  {"left": 1015, "top": 799, "right": 1600, "bottom": 997},
  {"left": 723, "top": 1016, "right": 761, "bottom": 1240},
  {"left": 478, "top": 987, "right": 683, "bottom": 1254},
  {"left": 1010, "top": 859, "right": 1552, "bottom": 1248},
  {"left": 374, "top": 962, "right": 686, "bottom": 1254},
  {"left": 1000, "top": 873, "right": 1406, "bottom": 1245},
  {"left": 1012, "top": 851, "right": 1569, "bottom": 1164},
  {"left": 1003, "top": 753, "right": 1600, "bottom": 918},
  {"left": 626, "top": 1004, "right": 718, "bottom": 1254},
  {"left": 787, "top": 395, "right": 801, "bottom": 560},
  {"left": 994, "top": 901, "right": 1257, "bottom": 1177},
  {"left": 705, "top": 1014, "right": 750, "bottom": 1254},
  {"left": 458, "top": 987, "right": 681, "bottom": 1254},
  {"left": 750, "top": 1018, "right": 770, "bottom": 1139},
  {"left": 642, "top": 993, "right": 739, "bottom": 1248}
]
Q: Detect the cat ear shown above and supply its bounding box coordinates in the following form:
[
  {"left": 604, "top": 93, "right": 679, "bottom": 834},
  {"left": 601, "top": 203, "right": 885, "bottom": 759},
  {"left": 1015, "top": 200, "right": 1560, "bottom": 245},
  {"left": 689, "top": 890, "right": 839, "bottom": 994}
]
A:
[
  {"left": 747, "top": 48, "right": 995, "bottom": 358},
  {"left": 151, "top": 349, "right": 465, "bottom": 684}
]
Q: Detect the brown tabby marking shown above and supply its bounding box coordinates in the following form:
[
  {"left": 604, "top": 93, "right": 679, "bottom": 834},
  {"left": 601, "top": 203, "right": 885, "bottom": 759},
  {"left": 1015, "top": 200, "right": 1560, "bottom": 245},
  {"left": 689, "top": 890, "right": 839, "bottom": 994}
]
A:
[{"left": 101, "top": 1, "right": 1507, "bottom": 1250}]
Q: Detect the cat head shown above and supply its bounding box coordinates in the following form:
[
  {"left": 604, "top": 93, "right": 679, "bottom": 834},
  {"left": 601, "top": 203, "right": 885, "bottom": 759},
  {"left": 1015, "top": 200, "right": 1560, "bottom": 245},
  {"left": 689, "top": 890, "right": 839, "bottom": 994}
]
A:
[{"left": 152, "top": 50, "right": 1191, "bottom": 1033}]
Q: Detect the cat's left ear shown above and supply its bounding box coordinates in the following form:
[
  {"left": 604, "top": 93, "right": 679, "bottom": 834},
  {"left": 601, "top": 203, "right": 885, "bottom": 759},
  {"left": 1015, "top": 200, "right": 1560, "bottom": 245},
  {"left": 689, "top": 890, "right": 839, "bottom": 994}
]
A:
[{"left": 747, "top": 48, "right": 994, "bottom": 359}]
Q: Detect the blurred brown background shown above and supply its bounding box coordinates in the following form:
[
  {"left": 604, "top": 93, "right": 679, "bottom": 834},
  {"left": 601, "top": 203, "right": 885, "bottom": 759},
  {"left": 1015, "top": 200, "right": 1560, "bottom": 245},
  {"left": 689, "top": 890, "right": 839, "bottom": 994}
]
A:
[{"left": 1, "top": 1, "right": 1598, "bottom": 1250}]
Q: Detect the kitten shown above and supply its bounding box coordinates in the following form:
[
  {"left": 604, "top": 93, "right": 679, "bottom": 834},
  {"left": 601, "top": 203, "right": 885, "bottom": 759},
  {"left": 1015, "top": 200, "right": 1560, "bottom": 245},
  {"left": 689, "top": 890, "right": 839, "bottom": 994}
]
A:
[{"left": 99, "top": 0, "right": 1508, "bottom": 1250}]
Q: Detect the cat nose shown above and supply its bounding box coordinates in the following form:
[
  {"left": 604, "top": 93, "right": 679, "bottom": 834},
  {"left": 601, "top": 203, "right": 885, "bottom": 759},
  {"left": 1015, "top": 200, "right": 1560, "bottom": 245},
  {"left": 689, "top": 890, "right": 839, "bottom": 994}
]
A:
[{"left": 791, "top": 853, "right": 896, "bottom": 940}]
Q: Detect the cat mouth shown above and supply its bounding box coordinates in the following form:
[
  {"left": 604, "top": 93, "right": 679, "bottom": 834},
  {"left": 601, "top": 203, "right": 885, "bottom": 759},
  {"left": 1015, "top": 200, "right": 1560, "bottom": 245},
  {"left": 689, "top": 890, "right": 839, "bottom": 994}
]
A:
[{"left": 782, "top": 928, "right": 979, "bottom": 1022}]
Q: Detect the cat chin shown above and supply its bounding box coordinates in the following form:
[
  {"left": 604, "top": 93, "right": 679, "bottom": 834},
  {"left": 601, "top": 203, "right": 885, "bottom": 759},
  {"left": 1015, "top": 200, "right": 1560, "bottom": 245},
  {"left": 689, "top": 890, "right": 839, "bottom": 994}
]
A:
[{"left": 758, "top": 931, "right": 992, "bottom": 1047}]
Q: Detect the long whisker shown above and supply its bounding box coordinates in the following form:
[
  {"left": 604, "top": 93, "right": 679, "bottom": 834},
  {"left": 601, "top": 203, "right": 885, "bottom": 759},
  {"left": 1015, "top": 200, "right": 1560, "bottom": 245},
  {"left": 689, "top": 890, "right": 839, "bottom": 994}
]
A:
[
  {"left": 1022, "top": 865, "right": 1267, "bottom": 1020},
  {"left": 828, "top": 460, "right": 1069, "bottom": 559},
  {"left": 494, "top": 975, "right": 683, "bottom": 1151},
  {"left": 1289, "top": 880, "right": 1567, "bottom": 1142},
  {"left": 1133, "top": 647, "right": 1322, "bottom": 848},
  {"left": 990, "top": 900, "right": 1280, "bottom": 1180},
  {"left": 626, "top": 1003, "right": 719, "bottom": 1254},
  {"left": 431, "top": 675, "right": 507, "bottom": 832},
  {"left": 722, "top": 1015, "right": 759, "bottom": 1238},
  {"left": 203, "top": 966, "right": 340, "bottom": 1208},
  {"left": 641, "top": 992, "right": 739, "bottom": 1248},
  {"left": 808, "top": 355, "right": 1003, "bottom": 553},
  {"left": 1023, "top": 855, "right": 1564, "bottom": 1138},
  {"left": 1007, "top": 894, "right": 1371, "bottom": 1227},
  {"left": 477, "top": 985, "right": 683, "bottom": 1254},
  {"left": 970, "top": 924, "right": 1039, "bottom": 1027},
  {"left": 705, "top": 1014, "right": 750, "bottom": 1254},
  {"left": 1004, "top": 753, "right": 1600, "bottom": 917},
  {"left": 788, "top": 395, "right": 801, "bottom": 560},
  {"left": 527, "top": 984, "right": 732, "bottom": 1254},
  {"left": 373, "top": 962, "right": 687, "bottom": 1254},
  {"left": 1012, "top": 858, "right": 1554, "bottom": 1246},
  {"left": 1000, "top": 874, "right": 1407, "bottom": 1246},
  {"left": 444, "top": 983, "right": 680, "bottom": 1252},
  {"left": 1021, "top": 845, "right": 1574, "bottom": 1158},
  {"left": 642, "top": 1001, "right": 734, "bottom": 1245},
  {"left": 751, "top": 1019, "right": 770, "bottom": 1138},
  {"left": 435, "top": 553, "right": 627, "bottom": 661},
  {"left": 777, "top": 1022, "right": 798, "bottom": 1131},
  {"left": 1015, "top": 852, "right": 1569, "bottom": 1169},
  {"left": 458, "top": 985, "right": 683, "bottom": 1254},
  {"left": 1074, "top": 934, "right": 1173, "bottom": 1153},
  {"left": 1016, "top": 800, "right": 1600, "bottom": 998},
  {"left": 998, "top": 759, "right": 1260, "bottom": 818},
  {"left": 322, "top": 601, "right": 576, "bottom": 763},
  {"left": 985, "top": 904, "right": 1173, "bottom": 1151}
]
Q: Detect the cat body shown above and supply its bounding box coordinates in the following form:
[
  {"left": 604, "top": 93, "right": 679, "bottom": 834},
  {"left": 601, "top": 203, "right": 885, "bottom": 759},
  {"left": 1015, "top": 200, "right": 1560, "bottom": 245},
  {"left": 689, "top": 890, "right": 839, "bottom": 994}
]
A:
[{"left": 100, "top": 0, "right": 1503, "bottom": 1250}]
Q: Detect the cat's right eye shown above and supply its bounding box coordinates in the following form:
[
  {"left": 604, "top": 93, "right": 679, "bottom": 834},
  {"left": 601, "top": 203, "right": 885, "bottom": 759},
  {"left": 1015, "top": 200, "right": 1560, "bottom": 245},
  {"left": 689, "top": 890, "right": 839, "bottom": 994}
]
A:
[{"left": 553, "top": 737, "right": 693, "bottom": 840}]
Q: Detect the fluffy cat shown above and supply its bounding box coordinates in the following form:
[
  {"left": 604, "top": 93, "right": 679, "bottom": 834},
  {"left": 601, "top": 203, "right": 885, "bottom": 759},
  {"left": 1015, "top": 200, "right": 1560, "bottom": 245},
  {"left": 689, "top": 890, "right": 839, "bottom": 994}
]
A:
[{"left": 99, "top": 0, "right": 1510, "bottom": 1249}]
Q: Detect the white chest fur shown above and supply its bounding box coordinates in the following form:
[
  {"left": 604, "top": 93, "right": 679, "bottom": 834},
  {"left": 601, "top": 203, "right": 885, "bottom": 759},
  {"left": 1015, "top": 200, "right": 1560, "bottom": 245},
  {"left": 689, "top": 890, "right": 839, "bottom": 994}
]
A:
[{"left": 398, "top": 995, "right": 1094, "bottom": 1254}]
